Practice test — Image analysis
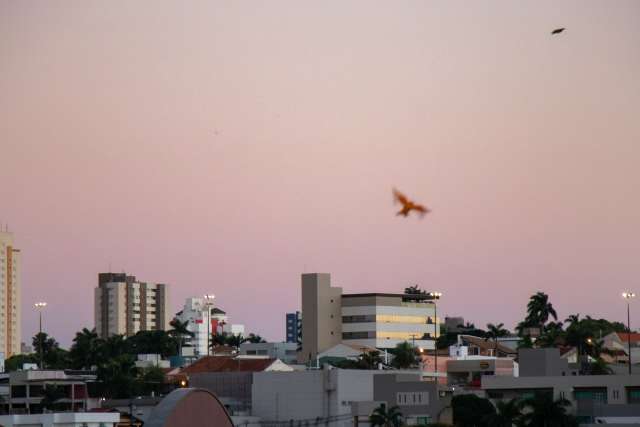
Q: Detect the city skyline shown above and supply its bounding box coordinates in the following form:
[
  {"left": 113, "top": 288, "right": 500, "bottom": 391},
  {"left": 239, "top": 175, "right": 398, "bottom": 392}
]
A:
[{"left": 1, "top": 1, "right": 639, "bottom": 346}]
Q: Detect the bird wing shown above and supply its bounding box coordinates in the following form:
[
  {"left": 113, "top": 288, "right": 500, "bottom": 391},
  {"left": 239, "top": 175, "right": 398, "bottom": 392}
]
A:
[
  {"left": 551, "top": 28, "right": 565, "bottom": 34},
  {"left": 414, "top": 204, "right": 430, "bottom": 215},
  {"left": 393, "top": 188, "right": 410, "bottom": 205}
]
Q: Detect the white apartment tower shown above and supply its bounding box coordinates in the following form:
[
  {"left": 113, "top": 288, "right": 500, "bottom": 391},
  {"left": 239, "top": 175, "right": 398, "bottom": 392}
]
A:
[
  {"left": 0, "top": 231, "right": 21, "bottom": 358},
  {"left": 94, "top": 272, "right": 170, "bottom": 339}
]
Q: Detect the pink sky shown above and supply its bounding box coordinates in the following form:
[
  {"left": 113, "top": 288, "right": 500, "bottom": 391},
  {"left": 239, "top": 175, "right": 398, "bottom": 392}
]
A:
[{"left": 1, "top": 1, "right": 639, "bottom": 346}]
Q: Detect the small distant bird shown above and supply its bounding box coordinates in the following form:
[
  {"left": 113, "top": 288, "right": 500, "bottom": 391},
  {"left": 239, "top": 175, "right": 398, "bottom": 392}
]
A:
[
  {"left": 551, "top": 28, "right": 565, "bottom": 35},
  {"left": 393, "top": 188, "right": 430, "bottom": 218}
]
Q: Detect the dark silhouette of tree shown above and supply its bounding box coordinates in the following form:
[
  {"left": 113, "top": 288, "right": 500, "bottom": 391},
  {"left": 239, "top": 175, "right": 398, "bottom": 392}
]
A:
[
  {"left": 41, "top": 385, "right": 67, "bottom": 412},
  {"left": 404, "top": 285, "right": 426, "bottom": 295},
  {"left": 369, "top": 404, "right": 403, "bottom": 427},
  {"left": 69, "top": 328, "right": 102, "bottom": 370},
  {"left": 486, "top": 323, "right": 510, "bottom": 355},
  {"left": 168, "top": 318, "right": 195, "bottom": 357},
  {"left": 97, "top": 354, "right": 139, "bottom": 399},
  {"left": 245, "top": 333, "right": 266, "bottom": 343},
  {"left": 390, "top": 342, "right": 417, "bottom": 369},
  {"left": 452, "top": 394, "right": 495, "bottom": 427},
  {"left": 520, "top": 392, "right": 578, "bottom": 427},
  {"left": 483, "top": 398, "right": 522, "bottom": 427}
]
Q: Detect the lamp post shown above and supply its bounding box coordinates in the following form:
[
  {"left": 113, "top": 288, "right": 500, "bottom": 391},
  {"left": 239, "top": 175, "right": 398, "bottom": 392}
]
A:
[
  {"left": 34, "top": 302, "right": 47, "bottom": 369},
  {"left": 623, "top": 292, "right": 635, "bottom": 375},
  {"left": 203, "top": 294, "right": 215, "bottom": 357},
  {"left": 428, "top": 292, "right": 442, "bottom": 381}
]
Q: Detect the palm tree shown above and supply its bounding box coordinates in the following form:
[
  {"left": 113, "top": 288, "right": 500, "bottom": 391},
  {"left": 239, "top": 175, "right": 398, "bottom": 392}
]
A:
[
  {"left": 69, "top": 328, "right": 102, "bottom": 370},
  {"left": 486, "top": 323, "right": 509, "bottom": 356},
  {"left": 41, "top": 385, "right": 67, "bottom": 412},
  {"left": 369, "top": 404, "right": 403, "bottom": 427},
  {"left": 525, "top": 292, "right": 558, "bottom": 327},
  {"left": 169, "top": 318, "right": 195, "bottom": 356},
  {"left": 483, "top": 399, "right": 522, "bottom": 427},
  {"left": 520, "top": 392, "right": 577, "bottom": 427},
  {"left": 536, "top": 321, "right": 565, "bottom": 348}
]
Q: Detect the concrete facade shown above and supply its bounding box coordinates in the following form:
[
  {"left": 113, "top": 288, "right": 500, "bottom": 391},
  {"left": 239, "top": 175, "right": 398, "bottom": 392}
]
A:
[
  {"left": 373, "top": 374, "right": 443, "bottom": 425},
  {"left": 252, "top": 370, "right": 377, "bottom": 427},
  {"left": 94, "top": 272, "right": 170, "bottom": 338},
  {"left": 0, "top": 231, "right": 21, "bottom": 358},
  {"left": 0, "top": 412, "right": 120, "bottom": 427},
  {"left": 239, "top": 342, "right": 298, "bottom": 364},
  {"left": 300, "top": 274, "right": 342, "bottom": 362},
  {"left": 300, "top": 273, "right": 440, "bottom": 361},
  {"left": 341, "top": 294, "right": 438, "bottom": 351},
  {"left": 518, "top": 348, "right": 577, "bottom": 377}
]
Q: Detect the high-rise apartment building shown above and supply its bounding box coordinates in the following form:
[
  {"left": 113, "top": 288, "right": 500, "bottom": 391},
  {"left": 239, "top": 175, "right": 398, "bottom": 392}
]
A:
[
  {"left": 285, "top": 311, "right": 301, "bottom": 344},
  {"left": 0, "top": 231, "right": 21, "bottom": 358},
  {"left": 300, "top": 273, "right": 439, "bottom": 361},
  {"left": 94, "top": 272, "right": 170, "bottom": 339}
]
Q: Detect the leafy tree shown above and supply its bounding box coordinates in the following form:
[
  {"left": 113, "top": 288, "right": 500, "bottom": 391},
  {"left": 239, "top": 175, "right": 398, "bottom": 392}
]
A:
[
  {"left": 168, "top": 318, "right": 195, "bottom": 357},
  {"left": 404, "top": 285, "right": 426, "bottom": 295},
  {"left": 520, "top": 392, "right": 577, "bottom": 427},
  {"left": 483, "top": 398, "right": 521, "bottom": 427},
  {"left": 97, "top": 354, "right": 139, "bottom": 398},
  {"left": 536, "top": 322, "right": 565, "bottom": 348},
  {"left": 137, "top": 366, "right": 165, "bottom": 395},
  {"left": 69, "top": 328, "right": 102, "bottom": 370},
  {"left": 126, "top": 330, "right": 177, "bottom": 358},
  {"left": 32, "top": 333, "right": 69, "bottom": 369},
  {"left": 452, "top": 394, "right": 495, "bottom": 427},
  {"left": 245, "top": 333, "right": 266, "bottom": 344},
  {"left": 4, "top": 354, "right": 38, "bottom": 371},
  {"left": 486, "top": 323, "right": 510, "bottom": 354},
  {"left": 390, "top": 342, "right": 417, "bottom": 369},
  {"left": 369, "top": 404, "right": 403, "bottom": 427},
  {"left": 98, "top": 334, "right": 128, "bottom": 360}
]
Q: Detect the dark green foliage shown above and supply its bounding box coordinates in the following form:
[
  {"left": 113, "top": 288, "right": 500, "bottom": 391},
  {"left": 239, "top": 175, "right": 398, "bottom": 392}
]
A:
[
  {"left": 369, "top": 404, "right": 403, "bottom": 427},
  {"left": 404, "top": 285, "right": 426, "bottom": 295},
  {"left": 483, "top": 398, "right": 522, "bottom": 427},
  {"left": 138, "top": 366, "right": 166, "bottom": 395},
  {"left": 519, "top": 392, "right": 578, "bottom": 427},
  {"left": 452, "top": 394, "right": 496, "bottom": 427},
  {"left": 4, "top": 353, "right": 38, "bottom": 371},
  {"left": 168, "top": 318, "right": 195, "bottom": 356},
  {"left": 390, "top": 341, "right": 417, "bottom": 369},
  {"left": 126, "top": 330, "right": 178, "bottom": 358},
  {"left": 69, "top": 328, "right": 102, "bottom": 370},
  {"left": 32, "top": 333, "right": 70, "bottom": 369},
  {"left": 332, "top": 351, "right": 383, "bottom": 370},
  {"left": 96, "top": 354, "right": 139, "bottom": 399}
]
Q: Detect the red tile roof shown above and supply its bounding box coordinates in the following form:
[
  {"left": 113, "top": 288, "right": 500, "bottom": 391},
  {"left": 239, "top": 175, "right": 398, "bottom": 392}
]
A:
[
  {"left": 181, "top": 356, "right": 276, "bottom": 374},
  {"left": 616, "top": 332, "right": 640, "bottom": 343}
]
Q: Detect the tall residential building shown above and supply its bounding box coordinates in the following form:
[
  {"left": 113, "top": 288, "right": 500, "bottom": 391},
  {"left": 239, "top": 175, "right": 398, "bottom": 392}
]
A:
[
  {"left": 94, "top": 272, "right": 170, "bottom": 339},
  {"left": 300, "top": 273, "right": 439, "bottom": 361},
  {"left": 285, "top": 311, "right": 301, "bottom": 344},
  {"left": 175, "top": 297, "right": 245, "bottom": 357},
  {"left": 0, "top": 231, "right": 21, "bottom": 358}
]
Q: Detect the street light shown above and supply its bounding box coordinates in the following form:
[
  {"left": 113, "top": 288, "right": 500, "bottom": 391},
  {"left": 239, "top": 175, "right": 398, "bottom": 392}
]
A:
[
  {"left": 428, "top": 292, "right": 443, "bottom": 380},
  {"left": 623, "top": 292, "right": 636, "bottom": 375},
  {"left": 203, "top": 294, "right": 215, "bottom": 357},
  {"left": 34, "top": 302, "right": 47, "bottom": 369}
]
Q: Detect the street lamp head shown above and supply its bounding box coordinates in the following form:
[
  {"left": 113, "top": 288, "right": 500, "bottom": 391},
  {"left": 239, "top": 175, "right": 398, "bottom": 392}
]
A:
[
  {"left": 204, "top": 294, "right": 215, "bottom": 300},
  {"left": 34, "top": 302, "right": 47, "bottom": 309},
  {"left": 622, "top": 292, "right": 636, "bottom": 299},
  {"left": 429, "top": 292, "right": 443, "bottom": 299}
]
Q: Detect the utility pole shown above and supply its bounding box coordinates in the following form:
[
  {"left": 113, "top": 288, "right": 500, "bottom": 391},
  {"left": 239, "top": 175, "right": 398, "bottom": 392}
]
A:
[{"left": 623, "top": 292, "right": 635, "bottom": 375}]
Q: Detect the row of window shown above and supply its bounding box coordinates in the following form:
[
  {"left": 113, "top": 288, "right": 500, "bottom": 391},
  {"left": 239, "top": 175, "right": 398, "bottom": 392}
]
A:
[
  {"left": 343, "top": 332, "right": 433, "bottom": 340},
  {"left": 342, "top": 315, "right": 437, "bottom": 324},
  {"left": 396, "top": 392, "right": 429, "bottom": 406}
]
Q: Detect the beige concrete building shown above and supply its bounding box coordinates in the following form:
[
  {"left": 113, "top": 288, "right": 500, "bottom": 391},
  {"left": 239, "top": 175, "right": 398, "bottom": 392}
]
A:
[
  {"left": 300, "top": 273, "right": 439, "bottom": 362},
  {"left": 94, "top": 272, "right": 169, "bottom": 338},
  {"left": 0, "top": 231, "right": 21, "bottom": 358}
]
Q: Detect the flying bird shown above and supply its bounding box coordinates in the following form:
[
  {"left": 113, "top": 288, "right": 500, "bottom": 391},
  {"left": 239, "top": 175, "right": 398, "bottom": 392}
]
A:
[
  {"left": 393, "top": 188, "right": 430, "bottom": 218},
  {"left": 551, "top": 28, "right": 565, "bottom": 35}
]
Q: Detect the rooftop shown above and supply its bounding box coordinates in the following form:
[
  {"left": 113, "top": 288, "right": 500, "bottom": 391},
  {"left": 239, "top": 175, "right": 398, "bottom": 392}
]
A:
[{"left": 181, "top": 356, "right": 277, "bottom": 374}]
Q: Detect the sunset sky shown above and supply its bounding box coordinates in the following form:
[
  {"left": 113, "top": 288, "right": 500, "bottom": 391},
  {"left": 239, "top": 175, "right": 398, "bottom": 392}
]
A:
[{"left": 1, "top": 1, "right": 639, "bottom": 346}]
